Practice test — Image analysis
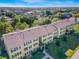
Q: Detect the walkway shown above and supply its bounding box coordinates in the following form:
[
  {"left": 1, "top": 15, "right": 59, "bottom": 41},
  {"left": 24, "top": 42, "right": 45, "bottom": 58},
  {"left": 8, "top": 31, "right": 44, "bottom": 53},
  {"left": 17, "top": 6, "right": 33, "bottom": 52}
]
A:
[{"left": 42, "top": 50, "right": 54, "bottom": 59}]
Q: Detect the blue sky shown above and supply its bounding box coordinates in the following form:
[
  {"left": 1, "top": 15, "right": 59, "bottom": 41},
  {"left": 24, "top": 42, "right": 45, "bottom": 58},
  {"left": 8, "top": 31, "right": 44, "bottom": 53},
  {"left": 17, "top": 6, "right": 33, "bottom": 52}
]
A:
[{"left": 0, "top": 0, "right": 79, "bottom": 7}]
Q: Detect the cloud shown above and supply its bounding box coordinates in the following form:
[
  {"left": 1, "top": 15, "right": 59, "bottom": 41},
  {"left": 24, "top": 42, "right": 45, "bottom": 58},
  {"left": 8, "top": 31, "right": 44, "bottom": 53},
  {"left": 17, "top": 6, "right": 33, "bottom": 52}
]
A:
[
  {"left": 0, "top": 3, "right": 79, "bottom": 7},
  {"left": 23, "top": 0, "right": 50, "bottom": 5},
  {"left": 0, "top": 0, "right": 79, "bottom": 7},
  {"left": 23, "top": 0, "right": 76, "bottom": 6},
  {"left": 24, "top": 0, "right": 41, "bottom": 4},
  {"left": 0, "top": 3, "right": 26, "bottom": 7}
]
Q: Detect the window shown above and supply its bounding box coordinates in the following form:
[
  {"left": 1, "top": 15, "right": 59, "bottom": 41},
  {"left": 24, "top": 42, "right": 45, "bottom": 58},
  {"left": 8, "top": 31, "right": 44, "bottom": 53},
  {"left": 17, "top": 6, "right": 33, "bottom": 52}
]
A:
[
  {"left": 27, "top": 52, "right": 28, "bottom": 54},
  {"left": 28, "top": 41, "right": 32, "bottom": 44},
  {"left": 33, "top": 43, "right": 38, "bottom": 46},
  {"left": 17, "top": 51, "right": 22, "bottom": 56},
  {"left": 11, "top": 46, "right": 20, "bottom": 53},
  {"left": 60, "top": 28, "right": 64, "bottom": 30},
  {"left": 33, "top": 39, "right": 38, "bottom": 42},
  {"left": 19, "top": 46, "right": 21, "bottom": 49},
  {"left": 14, "top": 48, "right": 16, "bottom": 51},
  {"left": 19, "top": 51, "right": 21, "bottom": 55},
  {"left": 48, "top": 36, "right": 52, "bottom": 39},
  {"left": 33, "top": 39, "right": 35, "bottom": 42},
  {"left": 43, "top": 35, "right": 47, "bottom": 37},
  {"left": 20, "top": 56, "right": 22, "bottom": 59},
  {"left": 12, "top": 55, "right": 14, "bottom": 58},
  {"left": 24, "top": 42, "right": 27, "bottom": 46},
  {"left": 39, "top": 36, "right": 42, "bottom": 39},
  {"left": 15, "top": 53, "right": 17, "bottom": 57},
  {"left": 29, "top": 50, "right": 32, "bottom": 53},
  {"left": 29, "top": 45, "right": 32, "bottom": 49},
  {"left": 24, "top": 47, "right": 28, "bottom": 51},
  {"left": 17, "top": 52, "right": 19, "bottom": 56},
  {"left": 16, "top": 47, "right": 18, "bottom": 50},
  {"left": 18, "top": 56, "right": 22, "bottom": 59},
  {"left": 48, "top": 32, "right": 52, "bottom": 36},
  {"left": 24, "top": 43, "right": 26, "bottom": 46},
  {"left": 11, "top": 49, "right": 13, "bottom": 53},
  {"left": 25, "top": 53, "right": 26, "bottom": 55},
  {"left": 43, "top": 39, "right": 46, "bottom": 41},
  {"left": 14, "top": 47, "right": 18, "bottom": 51}
]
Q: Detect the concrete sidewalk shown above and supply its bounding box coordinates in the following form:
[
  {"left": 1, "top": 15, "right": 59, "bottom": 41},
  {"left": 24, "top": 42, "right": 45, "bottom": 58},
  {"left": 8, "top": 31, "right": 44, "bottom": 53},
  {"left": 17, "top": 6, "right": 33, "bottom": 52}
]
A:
[{"left": 42, "top": 50, "right": 54, "bottom": 59}]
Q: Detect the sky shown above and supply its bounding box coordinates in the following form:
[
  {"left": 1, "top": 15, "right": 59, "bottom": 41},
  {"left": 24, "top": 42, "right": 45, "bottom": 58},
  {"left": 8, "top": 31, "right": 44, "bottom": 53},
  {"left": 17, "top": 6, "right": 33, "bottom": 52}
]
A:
[{"left": 0, "top": 0, "right": 79, "bottom": 7}]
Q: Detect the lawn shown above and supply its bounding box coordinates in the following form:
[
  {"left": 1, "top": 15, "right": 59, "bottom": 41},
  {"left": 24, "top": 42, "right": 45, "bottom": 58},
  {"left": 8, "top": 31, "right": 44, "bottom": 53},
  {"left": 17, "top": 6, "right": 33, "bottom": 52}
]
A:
[
  {"left": 31, "top": 51, "right": 45, "bottom": 59},
  {"left": 31, "top": 33, "right": 79, "bottom": 59},
  {"left": 46, "top": 33, "right": 79, "bottom": 59}
]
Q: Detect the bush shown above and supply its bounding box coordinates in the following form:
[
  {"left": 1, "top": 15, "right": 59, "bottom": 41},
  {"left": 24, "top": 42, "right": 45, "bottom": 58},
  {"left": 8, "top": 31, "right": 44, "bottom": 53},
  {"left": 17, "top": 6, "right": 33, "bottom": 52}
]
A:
[
  {"left": 65, "top": 49, "right": 74, "bottom": 57},
  {"left": 55, "top": 40, "right": 60, "bottom": 46},
  {"left": 62, "top": 35, "right": 67, "bottom": 41}
]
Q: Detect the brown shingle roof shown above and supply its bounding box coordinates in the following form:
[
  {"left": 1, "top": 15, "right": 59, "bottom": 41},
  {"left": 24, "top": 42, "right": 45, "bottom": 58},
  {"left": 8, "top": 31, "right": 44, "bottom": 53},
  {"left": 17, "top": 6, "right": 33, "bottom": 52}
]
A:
[
  {"left": 52, "top": 18, "right": 75, "bottom": 29},
  {"left": 2, "top": 18, "right": 75, "bottom": 50},
  {"left": 3, "top": 25, "right": 57, "bottom": 49}
]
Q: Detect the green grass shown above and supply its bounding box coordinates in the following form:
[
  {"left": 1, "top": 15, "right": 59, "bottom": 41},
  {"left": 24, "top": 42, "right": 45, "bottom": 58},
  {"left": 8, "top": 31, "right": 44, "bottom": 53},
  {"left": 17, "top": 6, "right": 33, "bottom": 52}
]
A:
[
  {"left": 31, "top": 51, "right": 45, "bottom": 59},
  {"left": 31, "top": 33, "right": 79, "bottom": 59},
  {"left": 46, "top": 34, "right": 79, "bottom": 59}
]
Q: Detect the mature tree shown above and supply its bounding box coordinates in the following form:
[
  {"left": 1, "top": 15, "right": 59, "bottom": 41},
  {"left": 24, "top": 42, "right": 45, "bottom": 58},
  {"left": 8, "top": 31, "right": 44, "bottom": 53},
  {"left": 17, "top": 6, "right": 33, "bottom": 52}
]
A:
[
  {"left": 43, "top": 17, "right": 51, "bottom": 24},
  {"left": 54, "top": 12, "right": 62, "bottom": 18},
  {"left": 16, "top": 22, "right": 29, "bottom": 30},
  {"left": 73, "top": 13, "right": 79, "bottom": 18},
  {"left": 0, "top": 22, "right": 5, "bottom": 36},
  {"left": 6, "top": 11, "right": 15, "bottom": 18},
  {"left": 32, "top": 18, "right": 44, "bottom": 27},
  {"left": 12, "top": 15, "right": 21, "bottom": 27},
  {"left": 73, "top": 24, "right": 79, "bottom": 34},
  {"left": 0, "top": 17, "right": 7, "bottom": 22},
  {"left": 32, "top": 17, "right": 51, "bottom": 27},
  {"left": 62, "top": 35, "right": 67, "bottom": 41},
  {"left": 45, "top": 10, "right": 52, "bottom": 16},
  {"left": 51, "top": 18, "right": 59, "bottom": 22},
  {"left": 55, "top": 40, "right": 60, "bottom": 47},
  {"left": 0, "top": 17, "right": 13, "bottom": 35},
  {"left": 5, "top": 26, "right": 14, "bottom": 33},
  {"left": 21, "top": 16, "right": 37, "bottom": 27}
]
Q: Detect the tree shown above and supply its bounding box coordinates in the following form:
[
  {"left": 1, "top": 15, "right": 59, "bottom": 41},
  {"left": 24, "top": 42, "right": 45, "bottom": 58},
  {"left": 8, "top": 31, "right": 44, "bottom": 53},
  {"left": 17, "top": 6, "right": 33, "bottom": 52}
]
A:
[
  {"left": 51, "top": 18, "right": 59, "bottom": 22},
  {"left": 43, "top": 17, "right": 51, "bottom": 24},
  {"left": 55, "top": 40, "right": 60, "bottom": 47},
  {"left": 21, "top": 16, "right": 37, "bottom": 27},
  {"left": 5, "top": 26, "right": 14, "bottom": 33},
  {"left": 54, "top": 12, "right": 62, "bottom": 18},
  {"left": 73, "top": 13, "right": 79, "bottom": 18},
  {"left": 32, "top": 18, "right": 44, "bottom": 27},
  {"left": 0, "top": 17, "right": 7, "bottom": 22},
  {"left": 0, "top": 18, "right": 13, "bottom": 35},
  {"left": 73, "top": 24, "right": 79, "bottom": 35},
  {"left": 12, "top": 15, "right": 21, "bottom": 27},
  {"left": 6, "top": 11, "right": 15, "bottom": 18},
  {"left": 16, "top": 22, "right": 29, "bottom": 30},
  {"left": 62, "top": 35, "right": 67, "bottom": 41},
  {"left": 45, "top": 10, "right": 52, "bottom": 16}
]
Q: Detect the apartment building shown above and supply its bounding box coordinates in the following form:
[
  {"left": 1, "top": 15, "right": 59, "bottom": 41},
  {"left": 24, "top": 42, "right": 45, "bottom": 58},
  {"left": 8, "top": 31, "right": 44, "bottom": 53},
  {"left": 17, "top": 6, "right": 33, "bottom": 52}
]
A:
[
  {"left": 2, "top": 18, "right": 76, "bottom": 59},
  {"left": 52, "top": 18, "right": 75, "bottom": 36}
]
